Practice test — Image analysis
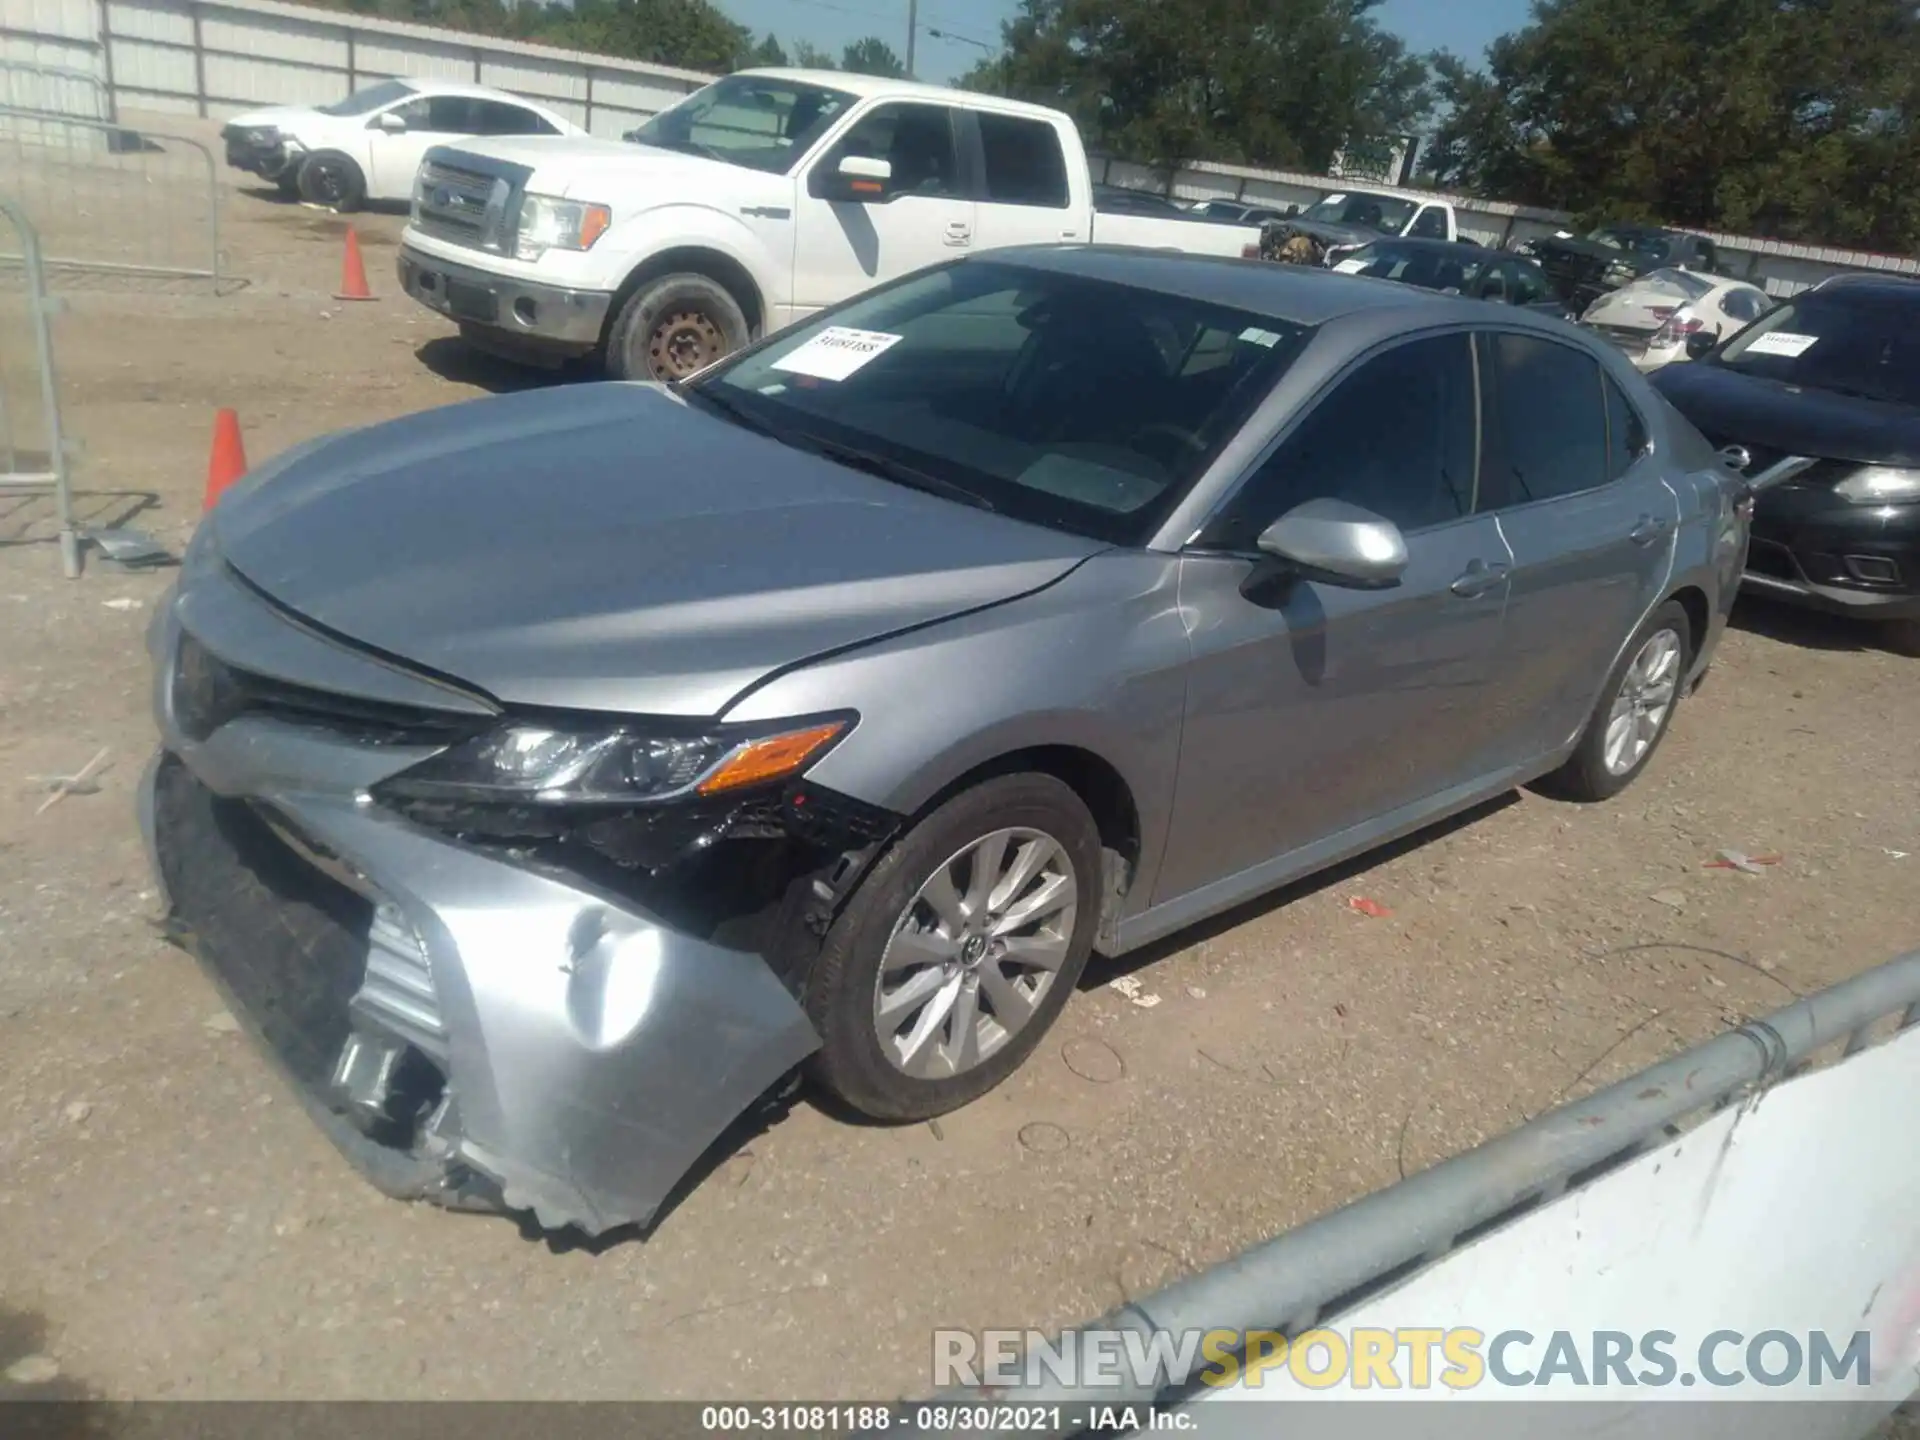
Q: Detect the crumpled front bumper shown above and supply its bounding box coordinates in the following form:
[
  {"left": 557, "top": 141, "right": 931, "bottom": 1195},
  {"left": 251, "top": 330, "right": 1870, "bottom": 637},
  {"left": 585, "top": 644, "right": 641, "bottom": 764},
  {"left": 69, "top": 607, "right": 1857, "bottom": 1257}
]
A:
[{"left": 139, "top": 557, "right": 823, "bottom": 1235}]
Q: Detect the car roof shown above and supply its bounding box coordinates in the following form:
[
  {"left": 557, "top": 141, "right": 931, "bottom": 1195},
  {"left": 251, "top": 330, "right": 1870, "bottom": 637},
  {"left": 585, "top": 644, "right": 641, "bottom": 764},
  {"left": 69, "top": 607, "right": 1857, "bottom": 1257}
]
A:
[
  {"left": 393, "top": 78, "right": 558, "bottom": 108},
  {"left": 979, "top": 244, "right": 1528, "bottom": 327},
  {"left": 734, "top": 68, "right": 1067, "bottom": 121},
  {"left": 1814, "top": 272, "right": 1920, "bottom": 303},
  {"left": 1351, "top": 236, "right": 1490, "bottom": 256}
]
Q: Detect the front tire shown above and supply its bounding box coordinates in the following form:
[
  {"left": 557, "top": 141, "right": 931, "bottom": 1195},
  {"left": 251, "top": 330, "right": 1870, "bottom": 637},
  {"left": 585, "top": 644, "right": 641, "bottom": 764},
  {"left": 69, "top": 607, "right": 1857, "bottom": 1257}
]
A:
[
  {"left": 296, "top": 152, "right": 366, "bottom": 212},
  {"left": 1543, "top": 600, "right": 1691, "bottom": 802},
  {"left": 804, "top": 774, "right": 1102, "bottom": 1121},
  {"left": 604, "top": 273, "right": 750, "bottom": 382}
]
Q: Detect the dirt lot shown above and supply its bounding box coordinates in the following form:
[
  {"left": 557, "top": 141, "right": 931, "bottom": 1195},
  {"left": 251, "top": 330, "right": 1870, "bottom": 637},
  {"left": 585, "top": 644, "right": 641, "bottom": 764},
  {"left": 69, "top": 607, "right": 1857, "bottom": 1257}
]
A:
[{"left": 1, "top": 145, "right": 1917, "bottom": 1403}]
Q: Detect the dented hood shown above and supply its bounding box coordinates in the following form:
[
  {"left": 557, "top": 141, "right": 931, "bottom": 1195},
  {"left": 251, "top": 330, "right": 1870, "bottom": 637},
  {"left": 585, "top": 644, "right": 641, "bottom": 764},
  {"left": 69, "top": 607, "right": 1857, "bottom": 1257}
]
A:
[{"left": 213, "top": 383, "right": 1097, "bottom": 716}]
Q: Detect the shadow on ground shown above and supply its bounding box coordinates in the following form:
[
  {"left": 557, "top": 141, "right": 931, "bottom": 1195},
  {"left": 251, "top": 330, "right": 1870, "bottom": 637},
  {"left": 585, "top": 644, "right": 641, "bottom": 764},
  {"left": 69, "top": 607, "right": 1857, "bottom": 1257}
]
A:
[
  {"left": 1730, "top": 591, "right": 1913, "bottom": 657},
  {"left": 414, "top": 337, "right": 587, "bottom": 395},
  {"left": 1, "top": 1303, "right": 111, "bottom": 1436}
]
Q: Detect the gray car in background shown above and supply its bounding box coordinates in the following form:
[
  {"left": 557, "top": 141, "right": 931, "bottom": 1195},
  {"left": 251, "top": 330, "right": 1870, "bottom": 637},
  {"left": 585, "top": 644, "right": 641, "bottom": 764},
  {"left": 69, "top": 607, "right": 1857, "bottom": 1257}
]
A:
[{"left": 141, "top": 247, "right": 1750, "bottom": 1236}]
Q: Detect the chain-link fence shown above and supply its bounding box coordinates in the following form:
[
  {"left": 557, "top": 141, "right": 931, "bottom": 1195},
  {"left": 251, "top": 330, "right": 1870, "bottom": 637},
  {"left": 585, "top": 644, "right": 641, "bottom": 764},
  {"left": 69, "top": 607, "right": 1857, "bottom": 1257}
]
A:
[
  {"left": 0, "top": 106, "right": 222, "bottom": 287},
  {"left": 0, "top": 196, "right": 78, "bottom": 577},
  {"left": 0, "top": 59, "right": 114, "bottom": 124}
]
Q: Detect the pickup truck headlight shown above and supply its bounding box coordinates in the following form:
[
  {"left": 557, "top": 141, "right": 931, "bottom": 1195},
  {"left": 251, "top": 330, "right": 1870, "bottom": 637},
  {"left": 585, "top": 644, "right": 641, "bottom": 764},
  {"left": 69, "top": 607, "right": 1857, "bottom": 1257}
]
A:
[
  {"left": 1833, "top": 465, "right": 1920, "bottom": 505},
  {"left": 376, "top": 716, "right": 851, "bottom": 806},
  {"left": 515, "top": 194, "right": 612, "bottom": 262}
]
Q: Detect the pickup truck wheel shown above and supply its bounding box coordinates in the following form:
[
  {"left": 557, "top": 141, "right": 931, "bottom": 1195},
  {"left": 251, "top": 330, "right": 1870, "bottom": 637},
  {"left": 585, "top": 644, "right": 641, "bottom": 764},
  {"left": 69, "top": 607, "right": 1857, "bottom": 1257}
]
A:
[
  {"left": 606, "top": 273, "right": 749, "bottom": 382},
  {"left": 804, "top": 774, "right": 1102, "bottom": 1122},
  {"left": 274, "top": 171, "right": 301, "bottom": 200},
  {"left": 297, "top": 152, "right": 365, "bottom": 213}
]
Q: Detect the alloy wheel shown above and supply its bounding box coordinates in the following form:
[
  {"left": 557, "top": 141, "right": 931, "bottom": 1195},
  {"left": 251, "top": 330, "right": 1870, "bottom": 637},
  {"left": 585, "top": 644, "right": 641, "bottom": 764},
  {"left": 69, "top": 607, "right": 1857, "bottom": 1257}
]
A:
[
  {"left": 872, "top": 828, "right": 1079, "bottom": 1080},
  {"left": 1603, "top": 627, "right": 1682, "bottom": 775}
]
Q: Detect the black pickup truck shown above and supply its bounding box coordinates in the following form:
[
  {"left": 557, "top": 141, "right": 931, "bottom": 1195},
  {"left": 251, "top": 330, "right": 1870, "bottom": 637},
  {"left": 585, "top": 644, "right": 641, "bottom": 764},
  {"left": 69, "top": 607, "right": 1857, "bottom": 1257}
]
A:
[{"left": 1523, "top": 224, "right": 1724, "bottom": 313}]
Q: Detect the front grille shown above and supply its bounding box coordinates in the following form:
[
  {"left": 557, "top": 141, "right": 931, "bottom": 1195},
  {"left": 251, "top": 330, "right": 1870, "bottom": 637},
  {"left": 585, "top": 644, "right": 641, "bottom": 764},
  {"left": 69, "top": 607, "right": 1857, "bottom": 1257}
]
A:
[
  {"left": 413, "top": 156, "right": 519, "bottom": 254},
  {"left": 155, "top": 755, "right": 374, "bottom": 1093},
  {"left": 172, "top": 631, "right": 482, "bottom": 747},
  {"left": 156, "top": 755, "right": 450, "bottom": 1083}
]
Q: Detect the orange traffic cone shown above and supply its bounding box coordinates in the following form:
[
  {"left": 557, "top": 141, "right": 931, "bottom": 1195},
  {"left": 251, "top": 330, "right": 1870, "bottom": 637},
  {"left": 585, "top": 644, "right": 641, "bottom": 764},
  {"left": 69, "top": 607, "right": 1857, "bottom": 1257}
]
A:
[
  {"left": 334, "top": 226, "right": 375, "bottom": 301},
  {"left": 203, "top": 408, "right": 248, "bottom": 512}
]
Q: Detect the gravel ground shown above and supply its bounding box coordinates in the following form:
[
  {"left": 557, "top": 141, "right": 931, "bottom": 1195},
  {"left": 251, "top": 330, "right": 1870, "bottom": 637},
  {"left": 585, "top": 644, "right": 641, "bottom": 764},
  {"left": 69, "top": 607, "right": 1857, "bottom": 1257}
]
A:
[{"left": 1, "top": 127, "right": 1916, "bottom": 1403}]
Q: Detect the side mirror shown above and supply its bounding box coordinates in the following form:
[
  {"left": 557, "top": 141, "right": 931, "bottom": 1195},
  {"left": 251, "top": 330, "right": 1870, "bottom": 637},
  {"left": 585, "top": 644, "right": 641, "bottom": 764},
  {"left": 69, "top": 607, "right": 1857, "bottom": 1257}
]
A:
[
  {"left": 1685, "top": 330, "right": 1717, "bottom": 360},
  {"left": 1255, "top": 498, "right": 1409, "bottom": 589},
  {"left": 813, "top": 154, "right": 892, "bottom": 203},
  {"left": 376, "top": 111, "right": 407, "bottom": 133}
]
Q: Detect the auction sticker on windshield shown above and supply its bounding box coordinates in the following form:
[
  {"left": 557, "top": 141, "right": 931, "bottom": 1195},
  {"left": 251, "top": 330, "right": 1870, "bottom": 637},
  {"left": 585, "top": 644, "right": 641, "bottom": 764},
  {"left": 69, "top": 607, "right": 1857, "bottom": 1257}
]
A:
[
  {"left": 772, "top": 327, "right": 904, "bottom": 382},
  {"left": 1743, "top": 331, "right": 1820, "bottom": 358},
  {"left": 1332, "top": 259, "right": 1369, "bottom": 274}
]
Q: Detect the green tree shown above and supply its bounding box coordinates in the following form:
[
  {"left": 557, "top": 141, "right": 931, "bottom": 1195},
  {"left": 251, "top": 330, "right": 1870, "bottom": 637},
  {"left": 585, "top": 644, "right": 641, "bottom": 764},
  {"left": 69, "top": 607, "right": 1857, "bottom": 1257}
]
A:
[
  {"left": 790, "top": 40, "right": 838, "bottom": 69},
  {"left": 738, "top": 32, "right": 789, "bottom": 68},
  {"left": 1424, "top": 0, "right": 1920, "bottom": 250},
  {"left": 841, "top": 36, "right": 907, "bottom": 78},
  {"left": 957, "top": 0, "right": 1431, "bottom": 171}
]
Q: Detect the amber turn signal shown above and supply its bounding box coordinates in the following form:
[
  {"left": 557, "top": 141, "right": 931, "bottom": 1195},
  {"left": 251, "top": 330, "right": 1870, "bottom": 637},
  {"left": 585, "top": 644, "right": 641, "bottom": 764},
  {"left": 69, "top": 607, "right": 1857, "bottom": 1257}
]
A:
[{"left": 696, "top": 721, "right": 848, "bottom": 796}]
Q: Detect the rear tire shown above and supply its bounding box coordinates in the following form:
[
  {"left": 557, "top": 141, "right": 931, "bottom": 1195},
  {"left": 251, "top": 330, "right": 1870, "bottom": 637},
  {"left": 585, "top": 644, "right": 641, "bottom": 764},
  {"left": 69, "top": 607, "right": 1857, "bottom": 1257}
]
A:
[
  {"left": 1541, "top": 600, "right": 1692, "bottom": 803},
  {"left": 297, "top": 152, "right": 366, "bottom": 212},
  {"left": 604, "top": 273, "right": 750, "bottom": 382},
  {"left": 804, "top": 774, "right": 1102, "bottom": 1122}
]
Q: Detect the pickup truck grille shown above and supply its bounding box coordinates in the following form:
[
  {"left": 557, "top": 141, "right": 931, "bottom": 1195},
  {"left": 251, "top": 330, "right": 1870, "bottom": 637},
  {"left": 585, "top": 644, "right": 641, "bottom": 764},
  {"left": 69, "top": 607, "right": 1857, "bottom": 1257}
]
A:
[{"left": 412, "top": 152, "right": 520, "bottom": 254}]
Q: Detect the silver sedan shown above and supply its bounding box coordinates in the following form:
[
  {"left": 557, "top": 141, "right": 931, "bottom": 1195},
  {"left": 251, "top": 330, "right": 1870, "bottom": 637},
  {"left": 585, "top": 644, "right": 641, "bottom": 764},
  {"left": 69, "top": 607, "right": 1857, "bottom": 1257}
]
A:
[{"left": 141, "top": 246, "right": 1751, "bottom": 1235}]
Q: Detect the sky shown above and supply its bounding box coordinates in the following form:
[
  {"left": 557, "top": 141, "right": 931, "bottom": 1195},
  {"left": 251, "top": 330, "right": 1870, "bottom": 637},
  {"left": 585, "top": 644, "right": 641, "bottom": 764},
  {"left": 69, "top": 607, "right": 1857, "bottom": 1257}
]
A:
[{"left": 715, "top": 0, "right": 1537, "bottom": 85}]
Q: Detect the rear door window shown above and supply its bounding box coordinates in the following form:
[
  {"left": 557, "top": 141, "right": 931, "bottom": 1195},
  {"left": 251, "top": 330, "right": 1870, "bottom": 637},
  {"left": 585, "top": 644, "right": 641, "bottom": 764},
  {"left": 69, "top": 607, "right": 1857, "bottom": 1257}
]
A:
[
  {"left": 975, "top": 112, "right": 1070, "bottom": 208},
  {"left": 1477, "top": 332, "right": 1612, "bottom": 508}
]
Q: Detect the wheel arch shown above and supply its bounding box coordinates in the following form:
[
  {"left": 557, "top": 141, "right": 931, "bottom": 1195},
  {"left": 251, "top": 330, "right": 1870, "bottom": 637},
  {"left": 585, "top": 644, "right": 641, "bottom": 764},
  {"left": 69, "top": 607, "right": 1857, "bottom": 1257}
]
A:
[
  {"left": 901, "top": 743, "right": 1145, "bottom": 942},
  {"left": 606, "top": 245, "right": 767, "bottom": 345}
]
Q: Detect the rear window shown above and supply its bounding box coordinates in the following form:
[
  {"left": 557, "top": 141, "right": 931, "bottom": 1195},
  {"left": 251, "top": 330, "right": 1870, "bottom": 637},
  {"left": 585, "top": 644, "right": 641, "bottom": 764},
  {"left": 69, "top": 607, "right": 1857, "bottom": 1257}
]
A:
[
  {"left": 1638, "top": 267, "right": 1716, "bottom": 301},
  {"left": 977, "top": 112, "right": 1069, "bottom": 209}
]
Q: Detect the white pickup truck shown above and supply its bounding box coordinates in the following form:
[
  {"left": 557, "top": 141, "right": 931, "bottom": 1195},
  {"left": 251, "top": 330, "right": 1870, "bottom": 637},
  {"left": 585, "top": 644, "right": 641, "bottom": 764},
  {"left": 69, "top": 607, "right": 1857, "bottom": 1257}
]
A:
[{"left": 395, "top": 69, "right": 1265, "bottom": 380}]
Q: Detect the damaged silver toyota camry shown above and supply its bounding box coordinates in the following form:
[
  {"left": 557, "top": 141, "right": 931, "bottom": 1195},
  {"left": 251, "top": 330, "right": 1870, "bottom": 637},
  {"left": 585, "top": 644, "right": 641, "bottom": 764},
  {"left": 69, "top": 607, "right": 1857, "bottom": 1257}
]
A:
[{"left": 141, "top": 247, "right": 1749, "bottom": 1235}]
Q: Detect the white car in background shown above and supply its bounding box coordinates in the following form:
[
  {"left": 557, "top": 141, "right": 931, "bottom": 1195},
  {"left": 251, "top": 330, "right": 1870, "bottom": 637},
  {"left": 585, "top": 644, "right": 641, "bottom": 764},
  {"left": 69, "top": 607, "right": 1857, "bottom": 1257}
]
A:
[
  {"left": 1581, "top": 267, "right": 1774, "bottom": 370},
  {"left": 221, "top": 77, "right": 583, "bottom": 211}
]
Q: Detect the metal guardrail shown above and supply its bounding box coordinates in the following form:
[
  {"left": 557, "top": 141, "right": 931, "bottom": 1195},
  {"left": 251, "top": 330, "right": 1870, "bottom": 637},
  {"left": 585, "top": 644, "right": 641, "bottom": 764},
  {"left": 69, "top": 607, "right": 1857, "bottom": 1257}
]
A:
[
  {"left": 0, "top": 106, "right": 221, "bottom": 287},
  {"left": 883, "top": 947, "right": 1920, "bottom": 1435},
  {"left": 0, "top": 196, "right": 79, "bottom": 577},
  {"left": 0, "top": 58, "right": 114, "bottom": 123}
]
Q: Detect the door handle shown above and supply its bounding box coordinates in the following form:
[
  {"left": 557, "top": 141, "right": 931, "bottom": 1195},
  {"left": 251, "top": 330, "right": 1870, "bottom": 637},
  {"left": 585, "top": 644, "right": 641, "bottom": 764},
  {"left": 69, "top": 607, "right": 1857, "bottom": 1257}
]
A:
[
  {"left": 1449, "top": 558, "right": 1509, "bottom": 598},
  {"left": 1629, "top": 514, "right": 1671, "bottom": 546}
]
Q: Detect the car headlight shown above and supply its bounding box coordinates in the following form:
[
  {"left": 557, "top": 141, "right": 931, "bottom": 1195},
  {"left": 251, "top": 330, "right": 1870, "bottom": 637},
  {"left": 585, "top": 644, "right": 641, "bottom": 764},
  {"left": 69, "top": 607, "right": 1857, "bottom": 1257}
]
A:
[
  {"left": 376, "top": 716, "right": 852, "bottom": 806},
  {"left": 514, "top": 194, "right": 612, "bottom": 262},
  {"left": 1833, "top": 465, "right": 1920, "bottom": 505}
]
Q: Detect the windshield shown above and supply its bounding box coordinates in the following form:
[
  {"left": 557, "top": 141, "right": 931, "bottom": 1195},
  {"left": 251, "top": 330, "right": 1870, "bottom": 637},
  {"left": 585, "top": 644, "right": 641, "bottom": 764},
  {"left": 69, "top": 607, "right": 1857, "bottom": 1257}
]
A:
[
  {"left": 1298, "top": 192, "right": 1419, "bottom": 234},
  {"left": 317, "top": 80, "right": 414, "bottom": 117},
  {"left": 1334, "top": 243, "right": 1473, "bottom": 293},
  {"left": 1589, "top": 227, "right": 1674, "bottom": 262},
  {"left": 690, "top": 260, "right": 1312, "bottom": 545},
  {"left": 629, "top": 74, "right": 857, "bottom": 174},
  {"left": 1712, "top": 288, "right": 1920, "bottom": 407}
]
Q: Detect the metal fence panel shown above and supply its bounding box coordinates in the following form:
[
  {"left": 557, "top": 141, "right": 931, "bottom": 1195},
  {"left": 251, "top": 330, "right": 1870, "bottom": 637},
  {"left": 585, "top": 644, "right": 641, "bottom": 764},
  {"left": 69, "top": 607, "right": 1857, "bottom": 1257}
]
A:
[
  {"left": 0, "top": 105, "right": 221, "bottom": 284},
  {"left": 0, "top": 195, "right": 78, "bottom": 576}
]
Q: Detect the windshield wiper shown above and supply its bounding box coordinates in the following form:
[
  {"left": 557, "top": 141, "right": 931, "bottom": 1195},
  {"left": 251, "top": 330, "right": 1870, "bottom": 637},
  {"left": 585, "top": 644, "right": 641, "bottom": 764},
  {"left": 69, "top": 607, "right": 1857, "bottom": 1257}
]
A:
[
  {"left": 679, "top": 383, "right": 780, "bottom": 438},
  {"left": 789, "top": 433, "right": 997, "bottom": 513}
]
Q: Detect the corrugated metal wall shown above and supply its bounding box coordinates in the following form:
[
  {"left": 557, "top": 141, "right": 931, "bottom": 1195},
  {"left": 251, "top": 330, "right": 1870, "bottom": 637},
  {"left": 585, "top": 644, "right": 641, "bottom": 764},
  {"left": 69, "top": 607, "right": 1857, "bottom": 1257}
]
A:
[
  {"left": 1, "top": 0, "right": 1915, "bottom": 293},
  {"left": 0, "top": 0, "right": 708, "bottom": 136}
]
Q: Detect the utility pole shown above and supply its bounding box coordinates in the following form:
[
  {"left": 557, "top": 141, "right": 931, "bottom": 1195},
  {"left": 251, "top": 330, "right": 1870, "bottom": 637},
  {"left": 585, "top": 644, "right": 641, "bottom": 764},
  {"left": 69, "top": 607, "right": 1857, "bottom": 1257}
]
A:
[{"left": 905, "top": 0, "right": 917, "bottom": 78}]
